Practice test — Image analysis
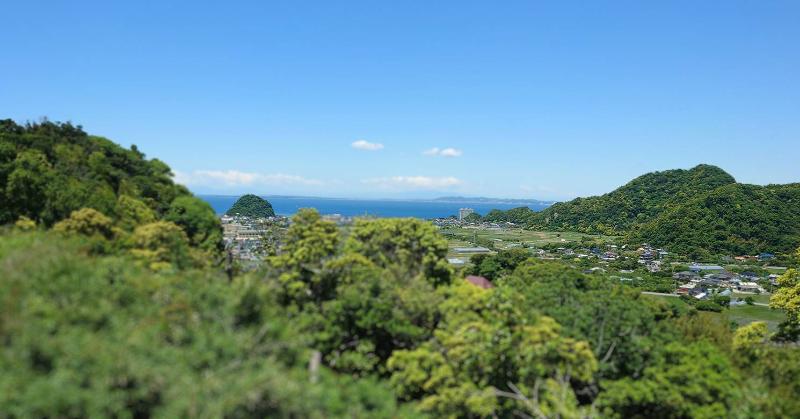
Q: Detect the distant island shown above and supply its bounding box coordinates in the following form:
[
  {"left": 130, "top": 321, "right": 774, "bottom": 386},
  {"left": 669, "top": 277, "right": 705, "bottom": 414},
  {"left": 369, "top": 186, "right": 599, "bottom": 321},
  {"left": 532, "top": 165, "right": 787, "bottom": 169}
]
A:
[{"left": 225, "top": 194, "right": 275, "bottom": 218}]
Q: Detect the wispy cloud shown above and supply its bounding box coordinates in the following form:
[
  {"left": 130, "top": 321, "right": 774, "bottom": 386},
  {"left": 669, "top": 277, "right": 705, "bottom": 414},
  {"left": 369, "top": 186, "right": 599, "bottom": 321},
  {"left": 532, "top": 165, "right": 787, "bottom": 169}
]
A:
[
  {"left": 351, "top": 140, "right": 384, "bottom": 151},
  {"left": 362, "top": 176, "right": 462, "bottom": 189},
  {"left": 174, "top": 170, "right": 324, "bottom": 187},
  {"left": 423, "top": 147, "right": 462, "bottom": 157}
]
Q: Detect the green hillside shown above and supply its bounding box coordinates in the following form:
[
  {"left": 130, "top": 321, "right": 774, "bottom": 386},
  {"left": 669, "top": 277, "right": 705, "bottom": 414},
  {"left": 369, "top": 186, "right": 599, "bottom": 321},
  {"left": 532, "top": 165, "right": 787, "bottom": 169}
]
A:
[
  {"left": 481, "top": 164, "right": 800, "bottom": 257},
  {"left": 226, "top": 194, "right": 276, "bottom": 217},
  {"left": 528, "top": 165, "right": 736, "bottom": 234},
  {"left": 629, "top": 183, "right": 800, "bottom": 258},
  {"left": 483, "top": 206, "right": 538, "bottom": 224},
  {"left": 0, "top": 119, "right": 221, "bottom": 262}
]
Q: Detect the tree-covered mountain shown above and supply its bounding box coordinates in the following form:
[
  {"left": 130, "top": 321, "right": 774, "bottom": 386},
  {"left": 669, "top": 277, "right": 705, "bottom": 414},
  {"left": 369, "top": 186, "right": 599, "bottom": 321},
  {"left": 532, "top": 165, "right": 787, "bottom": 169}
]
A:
[
  {"left": 527, "top": 165, "right": 736, "bottom": 234},
  {"left": 0, "top": 119, "right": 221, "bottom": 265},
  {"left": 483, "top": 206, "right": 539, "bottom": 224},
  {"left": 629, "top": 183, "right": 800, "bottom": 258},
  {"left": 226, "top": 194, "right": 276, "bottom": 217}
]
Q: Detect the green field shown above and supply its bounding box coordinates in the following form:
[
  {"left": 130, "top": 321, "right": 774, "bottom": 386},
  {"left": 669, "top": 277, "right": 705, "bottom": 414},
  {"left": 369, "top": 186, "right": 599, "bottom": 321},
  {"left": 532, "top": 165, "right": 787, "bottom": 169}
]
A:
[
  {"left": 727, "top": 305, "right": 786, "bottom": 331},
  {"left": 644, "top": 294, "right": 786, "bottom": 331},
  {"left": 441, "top": 227, "right": 616, "bottom": 249},
  {"left": 441, "top": 226, "right": 618, "bottom": 260},
  {"left": 732, "top": 292, "right": 772, "bottom": 305}
]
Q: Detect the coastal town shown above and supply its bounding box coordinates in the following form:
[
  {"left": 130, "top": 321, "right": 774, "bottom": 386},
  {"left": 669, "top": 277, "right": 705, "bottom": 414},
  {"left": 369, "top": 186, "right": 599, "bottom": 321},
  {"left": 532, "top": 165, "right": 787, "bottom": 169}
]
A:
[{"left": 222, "top": 206, "right": 784, "bottom": 312}]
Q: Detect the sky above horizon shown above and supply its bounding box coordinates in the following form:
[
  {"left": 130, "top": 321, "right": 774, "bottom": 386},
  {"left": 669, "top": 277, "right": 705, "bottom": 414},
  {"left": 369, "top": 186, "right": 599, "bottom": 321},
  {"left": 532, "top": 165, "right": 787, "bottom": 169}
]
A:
[{"left": 2, "top": 1, "right": 799, "bottom": 200}]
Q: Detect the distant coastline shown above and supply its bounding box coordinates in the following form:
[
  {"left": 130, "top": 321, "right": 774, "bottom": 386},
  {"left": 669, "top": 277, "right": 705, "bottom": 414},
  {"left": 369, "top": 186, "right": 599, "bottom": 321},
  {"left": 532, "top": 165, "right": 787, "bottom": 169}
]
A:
[{"left": 199, "top": 194, "right": 553, "bottom": 219}]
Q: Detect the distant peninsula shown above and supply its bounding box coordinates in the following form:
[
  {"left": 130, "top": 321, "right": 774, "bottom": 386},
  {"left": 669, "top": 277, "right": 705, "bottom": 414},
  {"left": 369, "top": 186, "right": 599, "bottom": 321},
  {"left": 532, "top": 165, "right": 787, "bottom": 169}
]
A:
[{"left": 432, "top": 196, "right": 556, "bottom": 206}]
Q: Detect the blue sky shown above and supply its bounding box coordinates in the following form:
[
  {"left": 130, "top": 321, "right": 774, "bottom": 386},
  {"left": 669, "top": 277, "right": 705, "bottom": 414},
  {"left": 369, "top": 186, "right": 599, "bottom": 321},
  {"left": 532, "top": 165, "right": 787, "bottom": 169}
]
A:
[{"left": 2, "top": 1, "right": 799, "bottom": 200}]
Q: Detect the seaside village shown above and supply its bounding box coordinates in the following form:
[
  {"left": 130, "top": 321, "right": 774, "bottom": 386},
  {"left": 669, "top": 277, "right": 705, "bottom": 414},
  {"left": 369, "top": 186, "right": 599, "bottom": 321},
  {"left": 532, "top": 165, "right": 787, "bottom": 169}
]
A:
[
  {"left": 222, "top": 207, "right": 779, "bottom": 301},
  {"left": 221, "top": 212, "right": 354, "bottom": 263}
]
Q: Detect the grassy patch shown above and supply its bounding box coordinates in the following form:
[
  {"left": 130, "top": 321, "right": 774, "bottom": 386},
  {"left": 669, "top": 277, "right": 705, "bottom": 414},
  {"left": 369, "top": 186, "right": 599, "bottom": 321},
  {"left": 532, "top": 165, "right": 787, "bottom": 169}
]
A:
[
  {"left": 441, "top": 227, "right": 616, "bottom": 249},
  {"left": 727, "top": 304, "right": 786, "bottom": 331},
  {"left": 732, "top": 292, "right": 771, "bottom": 305},
  {"left": 643, "top": 293, "right": 786, "bottom": 332}
]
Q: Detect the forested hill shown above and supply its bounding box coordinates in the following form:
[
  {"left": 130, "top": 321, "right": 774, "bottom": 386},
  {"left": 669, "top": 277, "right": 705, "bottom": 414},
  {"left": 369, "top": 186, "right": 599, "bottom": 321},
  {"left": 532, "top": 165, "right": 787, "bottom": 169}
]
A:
[
  {"left": 629, "top": 182, "right": 800, "bottom": 258},
  {"left": 527, "top": 164, "right": 736, "bottom": 234},
  {"left": 0, "top": 119, "right": 221, "bottom": 263},
  {"left": 226, "top": 194, "right": 275, "bottom": 217}
]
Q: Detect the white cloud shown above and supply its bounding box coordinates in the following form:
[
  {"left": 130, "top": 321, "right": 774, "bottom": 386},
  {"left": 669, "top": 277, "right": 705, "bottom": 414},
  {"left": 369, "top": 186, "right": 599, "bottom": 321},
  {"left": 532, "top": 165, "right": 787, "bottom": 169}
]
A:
[
  {"left": 439, "top": 147, "right": 462, "bottom": 157},
  {"left": 174, "top": 170, "right": 324, "bottom": 187},
  {"left": 423, "top": 147, "right": 462, "bottom": 157},
  {"left": 363, "top": 176, "right": 463, "bottom": 189},
  {"left": 351, "top": 140, "right": 384, "bottom": 151}
]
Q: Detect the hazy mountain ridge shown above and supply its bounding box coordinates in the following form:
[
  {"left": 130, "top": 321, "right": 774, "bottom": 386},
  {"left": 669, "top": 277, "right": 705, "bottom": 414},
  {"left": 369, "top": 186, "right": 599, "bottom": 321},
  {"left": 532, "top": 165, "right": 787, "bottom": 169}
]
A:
[{"left": 433, "top": 196, "right": 555, "bottom": 205}]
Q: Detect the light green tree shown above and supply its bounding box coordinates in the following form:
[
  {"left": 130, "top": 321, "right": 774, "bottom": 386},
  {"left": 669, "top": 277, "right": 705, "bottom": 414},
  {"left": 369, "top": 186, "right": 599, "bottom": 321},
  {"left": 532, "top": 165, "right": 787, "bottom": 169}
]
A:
[
  {"left": 269, "top": 208, "right": 340, "bottom": 306},
  {"left": 345, "top": 218, "right": 452, "bottom": 286},
  {"left": 596, "top": 341, "right": 738, "bottom": 419},
  {"left": 770, "top": 247, "right": 800, "bottom": 340},
  {"left": 129, "top": 221, "right": 194, "bottom": 271},
  {"left": 388, "top": 281, "right": 597, "bottom": 418},
  {"left": 53, "top": 208, "right": 117, "bottom": 240}
]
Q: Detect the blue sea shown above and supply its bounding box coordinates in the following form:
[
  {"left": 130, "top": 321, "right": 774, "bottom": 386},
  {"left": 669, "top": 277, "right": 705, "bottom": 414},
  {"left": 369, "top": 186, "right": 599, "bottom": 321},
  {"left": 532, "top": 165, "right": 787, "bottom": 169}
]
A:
[{"left": 199, "top": 195, "right": 550, "bottom": 219}]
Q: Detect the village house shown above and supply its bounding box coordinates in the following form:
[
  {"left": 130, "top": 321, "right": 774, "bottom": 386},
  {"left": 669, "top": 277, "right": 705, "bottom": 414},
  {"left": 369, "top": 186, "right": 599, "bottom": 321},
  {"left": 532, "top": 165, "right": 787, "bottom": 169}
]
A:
[
  {"left": 689, "top": 263, "right": 725, "bottom": 273},
  {"left": 673, "top": 271, "right": 700, "bottom": 281},
  {"left": 737, "top": 281, "right": 763, "bottom": 293}
]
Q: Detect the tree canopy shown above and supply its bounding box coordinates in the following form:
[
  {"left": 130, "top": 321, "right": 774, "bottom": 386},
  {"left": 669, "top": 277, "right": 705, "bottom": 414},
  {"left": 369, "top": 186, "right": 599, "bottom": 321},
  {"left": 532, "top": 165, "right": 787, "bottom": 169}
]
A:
[
  {"left": 630, "top": 183, "right": 800, "bottom": 257},
  {"left": 483, "top": 164, "right": 800, "bottom": 257},
  {"left": 0, "top": 119, "right": 221, "bottom": 263},
  {"left": 527, "top": 164, "right": 736, "bottom": 235}
]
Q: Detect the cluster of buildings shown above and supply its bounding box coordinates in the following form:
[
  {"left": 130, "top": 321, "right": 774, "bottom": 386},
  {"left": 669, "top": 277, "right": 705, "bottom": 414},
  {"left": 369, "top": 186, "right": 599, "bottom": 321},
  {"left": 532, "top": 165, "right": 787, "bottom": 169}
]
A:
[
  {"left": 320, "top": 213, "right": 355, "bottom": 225},
  {"left": 637, "top": 244, "right": 669, "bottom": 272},
  {"left": 675, "top": 265, "right": 771, "bottom": 300},
  {"left": 432, "top": 217, "right": 515, "bottom": 230},
  {"left": 221, "top": 214, "right": 288, "bottom": 262},
  {"left": 548, "top": 243, "right": 668, "bottom": 272},
  {"left": 221, "top": 212, "right": 355, "bottom": 263},
  {"left": 458, "top": 208, "right": 474, "bottom": 221}
]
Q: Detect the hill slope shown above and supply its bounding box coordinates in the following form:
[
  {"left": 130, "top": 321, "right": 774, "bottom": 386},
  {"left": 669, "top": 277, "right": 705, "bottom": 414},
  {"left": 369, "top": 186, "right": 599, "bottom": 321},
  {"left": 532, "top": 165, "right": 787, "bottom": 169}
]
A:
[
  {"left": 226, "top": 194, "right": 275, "bottom": 217},
  {"left": 0, "top": 119, "right": 221, "bottom": 253},
  {"left": 528, "top": 165, "right": 736, "bottom": 234},
  {"left": 629, "top": 183, "right": 800, "bottom": 257}
]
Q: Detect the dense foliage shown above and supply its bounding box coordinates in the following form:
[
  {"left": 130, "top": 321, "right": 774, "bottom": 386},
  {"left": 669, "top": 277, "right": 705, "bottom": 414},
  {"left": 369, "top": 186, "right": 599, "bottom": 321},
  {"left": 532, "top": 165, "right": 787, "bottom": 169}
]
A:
[
  {"left": 527, "top": 165, "right": 735, "bottom": 235},
  {"left": 771, "top": 247, "right": 800, "bottom": 340},
  {"left": 467, "top": 248, "right": 531, "bottom": 280},
  {"left": 629, "top": 183, "right": 800, "bottom": 258},
  {"left": 483, "top": 206, "right": 538, "bottom": 224},
  {"left": 0, "top": 233, "right": 412, "bottom": 418},
  {"left": 0, "top": 119, "right": 222, "bottom": 264},
  {"left": 226, "top": 194, "right": 276, "bottom": 218},
  {"left": 484, "top": 164, "right": 799, "bottom": 257}
]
